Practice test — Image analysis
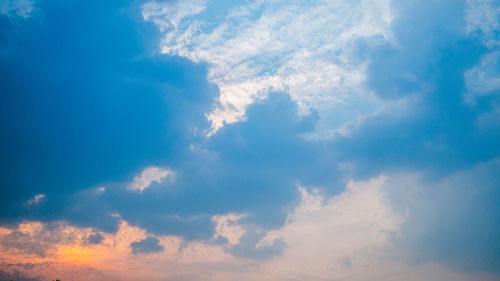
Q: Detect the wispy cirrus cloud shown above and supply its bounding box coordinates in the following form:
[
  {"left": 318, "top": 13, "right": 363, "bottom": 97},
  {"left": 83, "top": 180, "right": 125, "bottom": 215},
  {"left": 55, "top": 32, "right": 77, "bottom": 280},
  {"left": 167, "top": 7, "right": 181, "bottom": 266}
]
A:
[{"left": 143, "top": 0, "right": 393, "bottom": 133}]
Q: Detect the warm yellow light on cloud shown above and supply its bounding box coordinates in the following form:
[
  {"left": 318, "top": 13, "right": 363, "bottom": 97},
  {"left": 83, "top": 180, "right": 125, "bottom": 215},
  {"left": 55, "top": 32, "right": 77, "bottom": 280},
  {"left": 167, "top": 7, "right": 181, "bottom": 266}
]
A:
[{"left": 57, "top": 245, "right": 95, "bottom": 265}]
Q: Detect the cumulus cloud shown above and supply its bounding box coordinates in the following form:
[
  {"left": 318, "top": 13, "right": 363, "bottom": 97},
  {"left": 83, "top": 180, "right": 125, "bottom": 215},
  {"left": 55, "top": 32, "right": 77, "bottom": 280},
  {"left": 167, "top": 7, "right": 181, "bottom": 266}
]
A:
[
  {"left": 330, "top": 0, "right": 500, "bottom": 179},
  {"left": 0, "top": 0, "right": 216, "bottom": 229},
  {"left": 98, "top": 94, "right": 340, "bottom": 240}
]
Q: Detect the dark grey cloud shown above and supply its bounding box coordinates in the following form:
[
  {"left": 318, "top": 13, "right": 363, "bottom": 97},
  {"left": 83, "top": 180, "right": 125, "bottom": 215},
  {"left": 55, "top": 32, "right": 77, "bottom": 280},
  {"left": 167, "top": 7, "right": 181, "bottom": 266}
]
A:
[
  {"left": 0, "top": 0, "right": 336, "bottom": 243},
  {"left": 0, "top": 269, "right": 41, "bottom": 281},
  {"left": 0, "top": 224, "right": 74, "bottom": 257},
  {"left": 0, "top": 0, "right": 215, "bottom": 232},
  {"left": 130, "top": 236, "right": 164, "bottom": 254},
  {"left": 102, "top": 93, "right": 342, "bottom": 240},
  {"left": 86, "top": 233, "right": 104, "bottom": 245}
]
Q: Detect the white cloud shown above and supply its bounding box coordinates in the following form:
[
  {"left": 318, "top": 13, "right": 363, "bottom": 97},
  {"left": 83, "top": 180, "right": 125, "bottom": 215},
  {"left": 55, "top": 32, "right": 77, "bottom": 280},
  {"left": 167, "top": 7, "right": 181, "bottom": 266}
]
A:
[
  {"left": 212, "top": 213, "right": 246, "bottom": 246},
  {"left": 252, "top": 176, "right": 403, "bottom": 280},
  {"left": 0, "top": 0, "right": 36, "bottom": 19},
  {"left": 465, "top": 50, "right": 500, "bottom": 102},
  {"left": 466, "top": 0, "right": 500, "bottom": 40},
  {"left": 27, "top": 193, "right": 45, "bottom": 205},
  {"left": 129, "top": 166, "right": 174, "bottom": 192},
  {"left": 143, "top": 0, "right": 393, "bottom": 133},
  {"left": 142, "top": 0, "right": 206, "bottom": 33},
  {"left": 213, "top": 176, "right": 496, "bottom": 281}
]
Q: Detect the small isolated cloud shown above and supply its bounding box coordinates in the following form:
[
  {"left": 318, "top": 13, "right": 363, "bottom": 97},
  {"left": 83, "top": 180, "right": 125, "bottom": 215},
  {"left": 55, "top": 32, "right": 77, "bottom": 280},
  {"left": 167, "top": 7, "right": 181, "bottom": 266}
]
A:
[
  {"left": 27, "top": 194, "right": 45, "bottom": 205},
  {"left": 129, "top": 167, "right": 174, "bottom": 192},
  {"left": 130, "top": 236, "right": 164, "bottom": 254}
]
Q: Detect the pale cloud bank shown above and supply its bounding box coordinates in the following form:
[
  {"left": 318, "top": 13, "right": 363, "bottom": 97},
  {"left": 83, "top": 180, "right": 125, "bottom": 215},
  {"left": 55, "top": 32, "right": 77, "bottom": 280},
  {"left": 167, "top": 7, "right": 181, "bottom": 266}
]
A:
[{"left": 1, "top": 175, "right": 497, "bottom": 281}]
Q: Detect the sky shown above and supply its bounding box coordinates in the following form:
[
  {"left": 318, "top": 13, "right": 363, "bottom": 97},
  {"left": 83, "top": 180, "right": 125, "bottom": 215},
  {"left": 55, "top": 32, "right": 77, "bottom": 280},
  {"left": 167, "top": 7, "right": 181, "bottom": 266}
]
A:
[{"left": 0, "top": 0, "right": 499, "bottom": 280}]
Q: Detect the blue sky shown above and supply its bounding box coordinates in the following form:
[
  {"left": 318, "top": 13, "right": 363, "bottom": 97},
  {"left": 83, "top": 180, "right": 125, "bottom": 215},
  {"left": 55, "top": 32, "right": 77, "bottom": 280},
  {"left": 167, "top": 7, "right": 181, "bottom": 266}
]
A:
[{"left": 0, "top": 0, "right": 499, "bottom": 280}]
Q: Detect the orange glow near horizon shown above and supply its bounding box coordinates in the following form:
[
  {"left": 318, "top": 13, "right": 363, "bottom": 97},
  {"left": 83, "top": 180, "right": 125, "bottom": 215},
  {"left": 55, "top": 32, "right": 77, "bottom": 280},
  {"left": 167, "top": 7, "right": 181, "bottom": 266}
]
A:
[
  {"left": 56, "top": 245, "right": 96, "bottom": 265},
  {"left": 0, "top": 221, "right": 153, "bottom": 281},
  {"left": 0, "top": 220, "right": 225, "bottom": 281}
]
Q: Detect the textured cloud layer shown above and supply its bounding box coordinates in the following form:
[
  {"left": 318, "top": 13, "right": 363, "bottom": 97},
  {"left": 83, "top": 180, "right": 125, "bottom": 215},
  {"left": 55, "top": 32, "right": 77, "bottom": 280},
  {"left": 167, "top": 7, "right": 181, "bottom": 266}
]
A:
[{"left": 143, "top": 0, "right": 393, "bottom": 132}]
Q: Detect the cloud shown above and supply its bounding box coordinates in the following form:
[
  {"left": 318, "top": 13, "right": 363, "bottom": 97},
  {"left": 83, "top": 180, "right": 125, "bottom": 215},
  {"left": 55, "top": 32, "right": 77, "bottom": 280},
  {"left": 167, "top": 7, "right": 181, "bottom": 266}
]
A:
[
  {"left": 130, "top": 236, "right": 164, "bottom": 254},
  {"left": 466, "top": 0, "right": 500, "bottom": 38},
  {"left": 329, "top": 0, "right": 500, "bottom": 179},
  {"left": 0, "top": 0, "right": 216, "bottom": 230},
  {"left": 129, "top": 166, "right": 174, "bottom": 192},
  {"left": 226, "top": 230, "right": 285, "bottom": 260},
  {"left": 0, "top": 178, "right": 497, "bottom": 281},
  {"left": 92, "top": 93, "right": 341, "bottom": 240},
  {"left": 0, "top": 269, "right": 40, "bottom": 281},
  {"left": 1, "top": 0, "right": 500, "bottom": 279},
  {"left": 27, "top": 194, "right": 45, "bottom": 205},
  {"left": 143, "top": 0, "right": 393, "bottom": 132},
  {"left": 0, "top": 0, "right": 37, "bottom": 19},
  {"left": 251, "top": 177, "right": 402, "bottom": 280},
  {"left": 384, "top": 159, "right": 500, "bottom": 273},
  {"left": 0, "top": 222, "right": 79, "bottom": 257},
  {"left": 465, "top": 50, "right": 500, "bottom": 100},
  {"left": 86, "top": 233, "right": 104, "bottom": 245},
  {"left": 212, "top": 214, "right": 246, "bottom": 246}
]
